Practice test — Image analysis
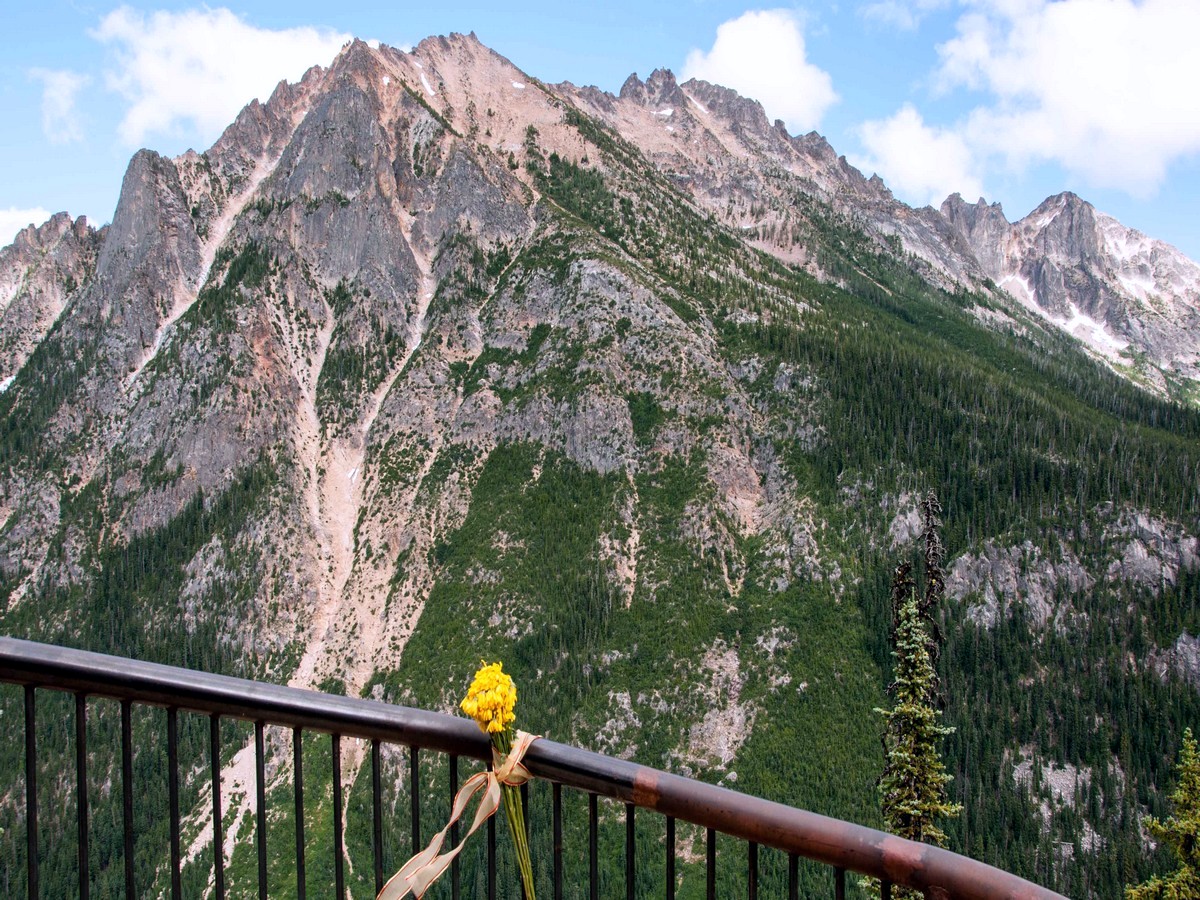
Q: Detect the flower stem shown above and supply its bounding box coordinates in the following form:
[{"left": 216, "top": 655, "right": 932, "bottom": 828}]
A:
[{"left": 493, "top": 730, "right": 536, "bottom": 899}]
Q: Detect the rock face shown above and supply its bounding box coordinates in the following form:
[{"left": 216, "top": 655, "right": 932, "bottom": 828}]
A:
[
  {"left": 1151, "top": 633, "right": 1200, "bottom": 691},
  {"left": 1103, "top": 507, "right": 1200, "bottom": 588},
  {"left": 562, "top": 67, "right": 1200, "bottom": 400},
  {"left": 0, "top": 33, "right": 844, "bottom": 711},
  {"left": 0, "top": 212, "right": 102, "bottom": 384},
  {"left": 946, "top": 507, "right": 1199, "bottom": 630},
  {"left": 561, "top": 66, "right": 985, "bottom": 288},
  {"left": 942, "top": 191, "right": 1200, "bottom": 393},
  {"left": 947, "top": 540, "right": 1094, "bottom": 629}
]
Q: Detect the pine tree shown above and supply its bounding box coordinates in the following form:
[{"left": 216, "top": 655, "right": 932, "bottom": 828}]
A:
[
  {"left": 877, "top": 492, "right": 961, "bottom": 847},
  {"left": 1127, "top": 729, "right": 1200, "bottom": 899}
]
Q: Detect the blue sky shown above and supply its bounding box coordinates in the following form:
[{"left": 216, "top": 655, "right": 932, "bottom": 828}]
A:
[{"left": 3, "top": 1, "right": 1200, "bottom": 262}]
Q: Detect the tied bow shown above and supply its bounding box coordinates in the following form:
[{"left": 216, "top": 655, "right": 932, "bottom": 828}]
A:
[{"left": 378, "top": 730, "right": 539, "bottom": 899}]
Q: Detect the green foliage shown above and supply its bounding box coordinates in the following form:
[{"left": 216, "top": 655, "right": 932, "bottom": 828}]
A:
[
  {"left": 0, "top": 459, "right": 277, "bottom": 898},
  {"left": 626, "top": 391, "right": 663, "bottom": 443},
  {"left": 877, "top": 566, "right": 960, "bottom": 847},
  {"left": 190, "top": 241, "right": 275, "bottom": 334},
  {"left": 316, "top": 279, "right": 407, "bottom": 426},
  {"left": 0, "top": 320, "right": 96, "bottom": 471},
  {"left": 1127, "top": 729, "right": 1200, "bottom": 899}
]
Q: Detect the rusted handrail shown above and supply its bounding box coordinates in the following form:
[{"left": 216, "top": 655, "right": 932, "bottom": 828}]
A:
[{"left": 0, "top": 636, "right": 1065, "bottom": 899}]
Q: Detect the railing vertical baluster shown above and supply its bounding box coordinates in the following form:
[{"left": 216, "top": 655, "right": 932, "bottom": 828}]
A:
[
  {"left": 255, "top": 722, "right": 267, "bottom": 900},
  {"left": 748, "top": 841, "right": 758, "bottom": 900},
  {"left": 410, "top": 745, "right": 420, "bottom": 855},
  {"left": 522, "top": 780, "right": 533, "bottom": 900},
  {"left": 625, "top": 802, "right": 635, "bottom": 900},
  {"left": 835, "top": 866, "right": 846, "bottom": 900},
  {"left": 487, "top": 813, "right": 497, "bottom": 900},
  {"left": 450, "top": 754, "right": 460, "bottom": 900},
  {"left": 788, "top": 854, "right": 798, "bottom": 900},
  {"left": 211, "top": 715, "right": 224, "bottom": 900},
  {"left": 665, "top": 816, "right": 675, "bottom": 900},
  {"left": 168, "top": 707, "right": 182, "bottom": 900},
  {"left": 552, "top": 782, "right": 562, "bottom": 900},
  {"left": 24, "top": 685, "right": 39, "bottom": 900},
  {"left": 588, "top": 793, "right": 598, "bottom": 900},
  {"left": 294, "top": 728, "right": 306, "bottom": 900},
  {"left": 332, "top": 734, "right": 344, "bottom": 900},
  {"left": 121, "top": 700, "right": 135, "bottom": 900},
  {"left": 881, "top": 880, "right": 893, "bottom": 900},
  {"left": 705, "top": 827, "right": 716, "bottom": 900},
  {"left": 521, "top": 781, "right": 530, "bottom": 839},
  {"left": 373, "top": 739, "right": 384, "bottom": 896},
  {"left": 75, "top": 693, "right": 89, "bottom": 900}
]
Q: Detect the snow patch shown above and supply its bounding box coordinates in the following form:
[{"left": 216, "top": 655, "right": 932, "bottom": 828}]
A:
[
  {"left": 419, "top": 72, "right": 434, "bottom": 96},
  {"left": 1098, "top": 213, "right": 1152, "bottom": 264},
  {"left": 1060, "top": 304, "right": 1129, "bottom": 354},
  {"left": 511, "top": 81, "right": 526, "bottom": 90},
  {"left": 685, "top": 94, "right": 708, "bottom": 115},
  {"left": 0, "top": 375, "right": 13, "bottom": 393},
  {"left": 1117, "top": 268, "right": 1157, "bottom": 300},
  {"left": 999, "top": 273, "right": 1036, "bottom": 307},
  {"left": 382, "top": 75, "right": 390, "bottom": 86},
  {"left": 1001, "top": 274, "right": 1128, "bottom": 358},
  {"left": 1031, "top": 202, "right": 1063, "bottom": 232},
  {"left": 652, "top": 108, "right": 674, "bottom": 117},
  {"left": 666, "top": 125, "right": 674, "bottom": 132}
]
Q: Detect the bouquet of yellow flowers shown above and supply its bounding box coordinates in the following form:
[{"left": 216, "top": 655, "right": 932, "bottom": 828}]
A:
[
  {"left": 461, "top": 662, "right": 536, "bottom": 899},
  {"left": 379, "top": 661, "right": 538, "bottom": 900}
]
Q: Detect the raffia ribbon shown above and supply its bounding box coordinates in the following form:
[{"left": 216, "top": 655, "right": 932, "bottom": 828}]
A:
[{"left": 378, "top": 730, "right": 540, "bottom": 899}]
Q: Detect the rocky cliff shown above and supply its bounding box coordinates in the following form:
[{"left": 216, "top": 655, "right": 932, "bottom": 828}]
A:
[{"left": 943, "top": 191, "right": 1200, "bottom": 394}]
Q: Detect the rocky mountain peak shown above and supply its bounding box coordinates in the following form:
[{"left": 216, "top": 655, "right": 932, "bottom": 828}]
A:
[
  {"left": 619, "top": 69, "right": 686, "bottom": 113},
  {"left": 940, "top": 193, "right": 1006, "bottom": 230},
  {"left": 617, "top": 72, "right": 644, "bottom": 102},
  {"left": 4, "top": 31, "right": 1196, "bottom": 402},
  {"left": 1024, "top": 191, "right": 1101, "bottom": 263},
  {"left": 940, "top": 193, "right": 1010, "bottom": 274},
  {"left": 679, "top": 77, "right": 772, "bottom": 139},
  {"left": 0, "top": 209, "right": 101, "bottom": 383},
  {"left": 940, "top": 185, "right": 1200, "bottom": 389},
  {"left": 7, "top": 211, "right": 89, "bottom": 257}
]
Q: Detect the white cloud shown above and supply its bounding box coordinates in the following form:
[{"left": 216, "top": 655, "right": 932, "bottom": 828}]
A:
[
  {"left": 936, "top": 0, "right": 1200, "bottom": 195},
  {"left": 29, "top": 69, "right": 90, "bottom": 144},
  {"left": 852, "top": 104, "right": 985, "bottom": 206},
  {"left": 682, "top": 9, "right": 838, "bottom": 134},
  {"left": 92, "top": 6, "right": 350, "bottom": 147},
  {"left": 860, "top": 0, "right": 952, "bottom": 30},
  {"left": 0, "top": 208, "right": 53, "bottom": 248}
]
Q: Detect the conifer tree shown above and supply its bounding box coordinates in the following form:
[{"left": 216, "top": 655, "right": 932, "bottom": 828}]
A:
[
  {"left": 877, "top": 493, "right": 961, "bottom": 847},
  {"left": 1127, "top": 728, "right": 1200, "bottom": 899}
]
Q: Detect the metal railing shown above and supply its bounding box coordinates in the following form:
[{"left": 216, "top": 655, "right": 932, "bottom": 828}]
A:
[{"left": 0, "top": 637, "right": 1065, "bottom": 899}]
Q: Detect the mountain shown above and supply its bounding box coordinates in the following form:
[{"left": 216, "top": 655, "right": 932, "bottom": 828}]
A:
[
  {"left": 0, "top": 212, "right": 102, "bottom": 388},
  {"left": 942, "top": 191, "right": 1200, "bottom": 397},
  {"left": 0, "top": 32, "right": 1198, "bottom": 898}
]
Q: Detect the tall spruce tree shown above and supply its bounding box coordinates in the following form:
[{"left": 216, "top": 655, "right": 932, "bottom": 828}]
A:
[
  {"left": 1127, "top": 728, "right": 1200, "bottom": 899},
  {"left": 877, "top": 493, "right": 961, "bottom": 847}
]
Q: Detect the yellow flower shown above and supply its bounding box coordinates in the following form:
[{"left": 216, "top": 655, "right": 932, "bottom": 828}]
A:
[{"left": 460, "top": 661, "right": 518, "bottom": 734}]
